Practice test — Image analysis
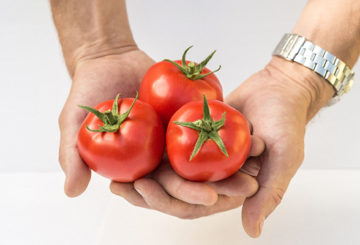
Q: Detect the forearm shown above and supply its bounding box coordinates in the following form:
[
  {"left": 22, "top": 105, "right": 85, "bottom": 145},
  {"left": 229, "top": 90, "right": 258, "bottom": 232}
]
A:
[
  {"left": 268, "top": 0, "right": 360, "bottom": 119},
  {"left": 50, "top": 0, "right": 137, "bottom": 76},
  {"left": 293, "top": 0, "right": 360, "bottom": 67}
]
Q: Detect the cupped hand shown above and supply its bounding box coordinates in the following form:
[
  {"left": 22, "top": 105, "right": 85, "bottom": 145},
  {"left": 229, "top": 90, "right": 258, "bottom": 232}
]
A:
[
  {"left": 225, "top": 57, "right": 334, "bottom": 237},
  {"left": 110, "top": 134, "right": 265, "bottom": 219},
  {"left": 58, "top": 49, "right": 155, "bottom": 197},
  {"left": 59, "top": 47, "right": 265, "bottom": 220}
]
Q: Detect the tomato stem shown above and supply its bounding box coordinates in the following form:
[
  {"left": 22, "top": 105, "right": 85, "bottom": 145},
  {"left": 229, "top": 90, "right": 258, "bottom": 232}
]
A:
[
  {"left": 163, "top": 46, "right": 221, "bottom": 80},
  {"left": 104, "top": 110, "right": 118, "bottom": 125},
  {"left": 78, "top": 92, "right": 139, "bottom": 133},
  {"left": 173, "top": 95, "right": 228, "bottom": 161}
]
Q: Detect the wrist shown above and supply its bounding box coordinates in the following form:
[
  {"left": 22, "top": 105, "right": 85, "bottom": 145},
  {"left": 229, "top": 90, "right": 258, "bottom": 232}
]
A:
[
  {"left": 293, "top": 0, "right": 360, "bottom": 67},
  {"left": 266, "top": 57, "right": 335, "bottom": 120},
  {"left": 69, "top": 39, "right": 138, "bottom": 76},
  {"left": 51, "top": 0, "right": 137, "bottom": 77}
]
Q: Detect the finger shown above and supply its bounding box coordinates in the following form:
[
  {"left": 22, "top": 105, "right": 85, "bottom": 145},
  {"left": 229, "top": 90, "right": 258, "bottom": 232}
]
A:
[
  {"left": 242, "top": 185, "right": 287, "bottom": 238},
  {"left": 240, "top": 157, "right": 262, "bottom": 177},
  {"left": 134, "top": 178, "right": 245, "bottom": 219},
  {"left": 110, "top": 181, "right": 149, "bottom": 208},
  {"left": 59, "top": 107, "right": 91, "bottom": 197},
  {"left": 152, "top": 163, "right": 218, "bottom": 206},
  {"left": 207, "top": 171, "right": 258, "bottom": 197},
  {"left": 59, "top": 126, "right": 91, "bottom": 197},
  {"left": 249, "top": 135, "right": 265, "bottom": 157},
  {"left": 207, "top": 135, "right": 263, "bottom": 197},
  {"left": 246, "top": 118, "right": 253, "bottom": 134},
  {"left": 242, "top": 145, "right": 302, "bottom": 237}
]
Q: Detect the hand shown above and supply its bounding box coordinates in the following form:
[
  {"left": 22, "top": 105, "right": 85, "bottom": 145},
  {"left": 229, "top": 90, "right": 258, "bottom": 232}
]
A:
[
  {"left": 58, "top": 49, "right": 155, "bottom": 197},
  {"left": 225, "top": 57, "right": 334, "bottom": 237},
  {"left": 110, "top": 134, "right": 265, "bottom": 219}
]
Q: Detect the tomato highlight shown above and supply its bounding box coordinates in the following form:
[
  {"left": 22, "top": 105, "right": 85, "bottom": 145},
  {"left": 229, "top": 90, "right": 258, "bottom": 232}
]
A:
[
  {"left": 166, "top": 95, "right": 251, "bottom": 182},
  {"left": 139, "top": 46, "right": 224, "bottom": 125},
  {"left": 77, "top": 93, "right": 165, "bottom": 182}
]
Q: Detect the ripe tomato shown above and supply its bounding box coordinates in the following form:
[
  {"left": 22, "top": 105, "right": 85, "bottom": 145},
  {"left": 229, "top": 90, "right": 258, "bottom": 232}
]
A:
[
  {"left": 77, "top": 94, "right": 165, "bottom": 182},
  {"left": 139, "top": 46, "right": 223, "bottom": 125},
  {"left": 166, "top": 96, "right": 251, "bottom": 182}
]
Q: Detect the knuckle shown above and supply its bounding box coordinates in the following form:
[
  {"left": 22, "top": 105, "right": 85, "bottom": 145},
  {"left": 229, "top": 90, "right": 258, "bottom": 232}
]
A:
[
  {"left": 130, "top": 200, "right": 144, "bottom": 208},
  {"left": 58, "top": 151, "right": 64, "bottom": 164},
  {"left": 58, "top": 110, "right": 66, "bottom": 130},
  {"left": 121, "top": 196, "right": 144, "bottom": 208},
  {"left": 58, "top": 147, "right": 67, "bottom": 173},
  {"left": 58, "top": 143, "right": 65, "bottom": 164},
  {"left": 177, "top": 211, "right": 198, "bottom": 220},
  {"left": 175, "top": 206, "right": 204, "bottom": 220},
  {"left": 172, "top": 182, "right": 183, "bottom": 198},
  {"left": 271, "top": 186, "right": 286, "bottom": 206}
]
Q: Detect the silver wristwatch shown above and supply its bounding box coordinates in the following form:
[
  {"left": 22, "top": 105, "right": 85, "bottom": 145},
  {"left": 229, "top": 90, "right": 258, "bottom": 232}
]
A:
[{"left": 273, "top": 33, "right": 355, "bottom": 101}]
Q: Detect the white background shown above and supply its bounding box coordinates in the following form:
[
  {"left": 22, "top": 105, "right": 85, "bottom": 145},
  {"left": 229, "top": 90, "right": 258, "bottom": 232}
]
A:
[
  {"left": 0, "top": 0, "right": 359, "bottom": 172},
  {"left": 0, "top": 0, "right": 359, "bottom": 244}
]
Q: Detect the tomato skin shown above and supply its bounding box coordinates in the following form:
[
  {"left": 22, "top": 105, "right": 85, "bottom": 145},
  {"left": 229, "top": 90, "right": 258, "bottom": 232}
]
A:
[
  {"left": 139, "top": 60, "right": 223, "bottom": 125},
  {"left": 77, "top": 98, "right": 165, "bottom": 182},
  {"left": 166, "top": 100, "right": 251, "bottom": 182}
]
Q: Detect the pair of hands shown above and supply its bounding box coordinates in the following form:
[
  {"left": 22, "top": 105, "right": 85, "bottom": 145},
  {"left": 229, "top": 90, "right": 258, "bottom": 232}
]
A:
[{"left": 58, "top": 49, "right": 321, "bottom": 237}]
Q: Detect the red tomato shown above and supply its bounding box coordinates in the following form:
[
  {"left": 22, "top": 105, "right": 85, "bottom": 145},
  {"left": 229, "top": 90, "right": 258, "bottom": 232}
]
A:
[
  {"left": 139, "top": 46, "right": 223, "bottom": 125},
  {"left": 166, "top": 96, "right": 251, "bottom": 182},
  {"left": 77, "top": 94, "right": 165, "bottom": 182}
]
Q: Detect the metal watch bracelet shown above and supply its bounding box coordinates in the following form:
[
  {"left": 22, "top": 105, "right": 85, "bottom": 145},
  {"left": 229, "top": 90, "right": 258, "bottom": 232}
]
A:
[{"left": 272, "top": 33, "right": 355, "bottom": 102}]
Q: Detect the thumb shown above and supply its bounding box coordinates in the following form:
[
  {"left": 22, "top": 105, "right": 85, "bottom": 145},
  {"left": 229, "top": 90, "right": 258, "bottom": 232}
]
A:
[
  {"left": 59, "top": 108, "right": 91, "bottom": 197},
  {"left": 241, "top": 140, "right": 304, "bottom": 237}
]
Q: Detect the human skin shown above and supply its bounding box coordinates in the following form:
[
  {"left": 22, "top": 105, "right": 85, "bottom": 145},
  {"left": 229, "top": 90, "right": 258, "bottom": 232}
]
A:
[
  {"left": 225, "top": 0, "right": 360, "bottom": 237},
  {"left": 52, "top": 0, "right": 264, "bottom": 214},
  {"left": 52, "top": 0, "right": 360, "bottom": 238}
]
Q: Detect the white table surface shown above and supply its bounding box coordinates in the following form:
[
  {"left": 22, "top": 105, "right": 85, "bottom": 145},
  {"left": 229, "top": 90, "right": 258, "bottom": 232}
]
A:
[{"left": 1, "top": 169, "right": 359, "bottom": 245}]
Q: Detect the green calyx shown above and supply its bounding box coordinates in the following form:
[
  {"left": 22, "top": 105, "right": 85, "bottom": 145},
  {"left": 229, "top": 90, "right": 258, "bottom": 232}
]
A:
[
  {"left": 78, "top": 92, "right": 138, "bottom": 133},
  {"left": 163, "top": 46, "right": 221, "bottom": 80},
  {"left": 173, "top": 95, "right": 229, "bottom": 161}
]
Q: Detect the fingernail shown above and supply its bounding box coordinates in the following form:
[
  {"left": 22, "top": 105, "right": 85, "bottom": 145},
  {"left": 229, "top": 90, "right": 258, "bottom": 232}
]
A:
[
  {"left": 259, "top": 216, "right": 265, "bottom": 235},
  {"left": 134, "top": 186, "right": 144, "bottom": 196}
]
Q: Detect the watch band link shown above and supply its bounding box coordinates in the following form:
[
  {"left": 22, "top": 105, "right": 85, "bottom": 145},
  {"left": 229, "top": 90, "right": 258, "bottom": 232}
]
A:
[{"left": 273, "top": 33, "right": 355, "bottom": 98}]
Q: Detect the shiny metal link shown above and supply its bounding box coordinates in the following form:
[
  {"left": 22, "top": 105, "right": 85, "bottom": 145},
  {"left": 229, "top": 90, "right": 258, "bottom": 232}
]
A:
[{"left": 273, "top": 33, "right": 355, "bottom": 98}]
